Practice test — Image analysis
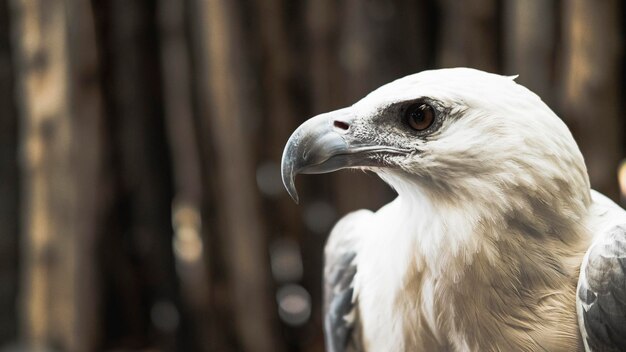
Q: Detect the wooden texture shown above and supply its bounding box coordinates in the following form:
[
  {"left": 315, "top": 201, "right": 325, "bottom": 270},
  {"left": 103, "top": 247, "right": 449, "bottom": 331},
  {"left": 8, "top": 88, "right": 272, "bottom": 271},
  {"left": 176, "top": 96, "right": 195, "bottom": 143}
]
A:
[
  {"left": 0, "top": 0, "right": 19, "bottom": 344},
  {"left": 96, "top": 0, "right": 181, "bottom": 349},
  {"left": 10, "top": 0, "right": 103, "bottom": 350},
  {"left": 437, "top": 0, "right": 499, "bottom": 72},
  {"left": 158, "top": 0, "right": 211, "bottom": 350},
  {"left": 560, "top": 0, "right": 622, "bottom": 199},
  {"left": 1, "top": 1, "right": 625, "bottom": 351},
  {"left": 503, "top": 0, "right": 557, "bottom": 105},
  {"left": 190, "top": 0, "right": 278, "bottom": 351}
]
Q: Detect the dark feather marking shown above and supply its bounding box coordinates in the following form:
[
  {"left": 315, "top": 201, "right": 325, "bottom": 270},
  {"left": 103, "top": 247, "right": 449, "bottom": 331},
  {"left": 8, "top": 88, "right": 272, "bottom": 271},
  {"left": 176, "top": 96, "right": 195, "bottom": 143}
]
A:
[
  {"left": 324, "top": 251, "right": 358, "bottom": 352},
  {"left": 578, "top": 225, "right": 626, "bottom": 351},
  {"left": 323, "top": 210, "right": 371, "bottom": 352},
  {"left": 325, "top": 286, "right": 355, "bottom": 352}
]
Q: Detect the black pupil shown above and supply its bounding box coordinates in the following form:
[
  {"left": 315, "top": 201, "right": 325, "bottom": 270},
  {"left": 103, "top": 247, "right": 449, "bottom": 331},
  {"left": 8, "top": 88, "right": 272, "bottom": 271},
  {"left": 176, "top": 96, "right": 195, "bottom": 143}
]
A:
[{"left": 410, "top": 106, "right": 425, "bottom": 122}]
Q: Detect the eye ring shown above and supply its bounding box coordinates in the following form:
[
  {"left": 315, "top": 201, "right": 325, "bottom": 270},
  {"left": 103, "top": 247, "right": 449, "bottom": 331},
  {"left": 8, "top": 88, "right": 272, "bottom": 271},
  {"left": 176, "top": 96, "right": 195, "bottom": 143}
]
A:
[{"left": 405, "top": 103, "right": 435, "bottom": 131}]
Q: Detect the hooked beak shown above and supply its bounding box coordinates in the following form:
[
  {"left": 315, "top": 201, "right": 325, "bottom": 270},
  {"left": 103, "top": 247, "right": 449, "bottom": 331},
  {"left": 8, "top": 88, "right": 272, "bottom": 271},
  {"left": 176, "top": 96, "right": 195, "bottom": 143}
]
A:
[{"left": 281, "top": 108, "right": 408, "bottom": 203}]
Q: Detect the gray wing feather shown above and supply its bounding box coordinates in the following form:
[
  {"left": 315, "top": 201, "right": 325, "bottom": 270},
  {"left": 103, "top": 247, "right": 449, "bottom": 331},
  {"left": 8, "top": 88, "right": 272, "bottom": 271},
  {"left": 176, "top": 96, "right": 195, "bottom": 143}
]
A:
[
  {"left": 578, "top": 224, "right": 626, "bottom": 352},
  {"left": 323, "top": 210, "right": 372, "bottom": 352}
]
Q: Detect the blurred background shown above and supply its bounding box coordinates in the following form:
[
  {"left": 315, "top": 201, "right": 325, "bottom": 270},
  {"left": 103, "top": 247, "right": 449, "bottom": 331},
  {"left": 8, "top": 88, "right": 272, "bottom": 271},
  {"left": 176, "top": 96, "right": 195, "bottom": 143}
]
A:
[{"left": 0, "top": 0, "right": 624, "bottom": 351}]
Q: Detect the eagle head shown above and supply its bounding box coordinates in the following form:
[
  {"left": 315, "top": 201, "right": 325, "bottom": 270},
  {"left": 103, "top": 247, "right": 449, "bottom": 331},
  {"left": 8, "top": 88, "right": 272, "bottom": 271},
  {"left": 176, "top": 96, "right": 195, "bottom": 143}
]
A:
[{"left": 282, "top": 68, "right": 590, "bottom": 217}]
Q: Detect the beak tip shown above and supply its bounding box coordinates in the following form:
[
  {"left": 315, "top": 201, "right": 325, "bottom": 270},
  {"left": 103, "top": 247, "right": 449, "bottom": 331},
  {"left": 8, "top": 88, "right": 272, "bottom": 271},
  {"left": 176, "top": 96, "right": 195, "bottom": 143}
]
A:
[
  {"left": 281, "top": 158, "right": 300, "bottom": 204},
  {"left": 290, "top": 191, "right": 300, "bottom": 205},
  {"left": 283, "top": 175, "right": 300, "bottom": 204}
]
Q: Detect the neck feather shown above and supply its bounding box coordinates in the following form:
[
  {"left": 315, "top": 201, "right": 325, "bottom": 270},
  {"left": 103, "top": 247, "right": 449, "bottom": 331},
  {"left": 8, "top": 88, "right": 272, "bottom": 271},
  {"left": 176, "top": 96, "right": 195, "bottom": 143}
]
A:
[{"left": 379, "top": 172, "right": 589, "bottom": 279}]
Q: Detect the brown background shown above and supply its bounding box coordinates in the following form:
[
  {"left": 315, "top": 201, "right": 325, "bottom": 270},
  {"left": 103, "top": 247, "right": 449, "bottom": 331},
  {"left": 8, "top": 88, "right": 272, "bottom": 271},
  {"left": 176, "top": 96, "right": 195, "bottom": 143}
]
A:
[{"left": 0, "top": 0, "right": 624, "bottom": 351}]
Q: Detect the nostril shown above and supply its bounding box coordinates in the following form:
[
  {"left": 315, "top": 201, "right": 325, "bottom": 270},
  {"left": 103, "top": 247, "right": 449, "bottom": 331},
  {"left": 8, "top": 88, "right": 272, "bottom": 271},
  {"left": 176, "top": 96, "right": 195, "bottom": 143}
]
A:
[{"left": 333, "top": 120, "right": 350, "bottom": 131}]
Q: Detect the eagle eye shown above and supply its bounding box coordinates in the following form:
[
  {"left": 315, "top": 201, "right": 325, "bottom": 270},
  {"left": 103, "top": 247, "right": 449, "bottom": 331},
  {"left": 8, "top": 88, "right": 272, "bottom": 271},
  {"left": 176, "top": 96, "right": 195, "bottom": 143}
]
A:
[{"left": 405, "top": 103, "right": 435, "bottom": 131}]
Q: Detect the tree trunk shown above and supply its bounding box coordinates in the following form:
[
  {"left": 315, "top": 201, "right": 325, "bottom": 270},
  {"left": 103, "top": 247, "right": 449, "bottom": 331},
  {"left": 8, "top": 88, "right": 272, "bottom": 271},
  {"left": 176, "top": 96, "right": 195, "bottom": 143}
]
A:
[
  {"left": 95, "top": 0, "right": 181, "bottom": 349},
  {"left": 252, "top": 1, "right": 326, "bottom": 349},
  {"left": 157, "top": 0, "right": 211, "bottom": 350},
  {"left": 560, "top": 0, "right": 622, "bottom": 199},
  {"left": 0, "top": 0, "right": 19, "bottom": 345},
  {"left": 503, "top": 0, "right": 557, "bottom": 106},
  {"left": 437, "top": 0, "right": 499, "bottom": 72},
  {"left": 190, "top": 0, "right": 278, "bottom": 351},
  {"left": 10, "top": 0, "right": 104, "bottom": 350}
]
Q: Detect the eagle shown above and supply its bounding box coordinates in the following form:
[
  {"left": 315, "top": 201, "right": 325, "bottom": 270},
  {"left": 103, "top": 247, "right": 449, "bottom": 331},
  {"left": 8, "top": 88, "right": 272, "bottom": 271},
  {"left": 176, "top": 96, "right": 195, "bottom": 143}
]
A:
[{"left": 281, "top": 68, "right": 626, "bottom": 352}]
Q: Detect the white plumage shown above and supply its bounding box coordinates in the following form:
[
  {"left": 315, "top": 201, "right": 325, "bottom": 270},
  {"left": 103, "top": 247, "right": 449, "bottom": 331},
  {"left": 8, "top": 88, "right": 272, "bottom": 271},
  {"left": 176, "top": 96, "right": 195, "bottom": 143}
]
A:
[{"left": 282, "top": 68, "right": 626, "bottom": 351}]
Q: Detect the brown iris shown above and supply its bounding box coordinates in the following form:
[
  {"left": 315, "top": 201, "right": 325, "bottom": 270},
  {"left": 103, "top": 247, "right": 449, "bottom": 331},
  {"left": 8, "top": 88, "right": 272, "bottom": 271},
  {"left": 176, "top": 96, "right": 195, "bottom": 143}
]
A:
[{"left": 406, "top": 103, "right": 435, "bottom": 131}]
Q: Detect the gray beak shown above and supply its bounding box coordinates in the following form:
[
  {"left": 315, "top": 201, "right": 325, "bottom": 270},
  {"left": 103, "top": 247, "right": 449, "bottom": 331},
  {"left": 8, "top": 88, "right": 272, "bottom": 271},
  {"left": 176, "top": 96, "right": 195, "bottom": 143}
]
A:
[
  {"left": 281, "top": 108, "right": 352, "bottom": 203},
  {"left": 281, "top": 108, "right": 408, "bottom": 203}
]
